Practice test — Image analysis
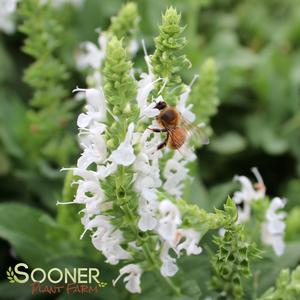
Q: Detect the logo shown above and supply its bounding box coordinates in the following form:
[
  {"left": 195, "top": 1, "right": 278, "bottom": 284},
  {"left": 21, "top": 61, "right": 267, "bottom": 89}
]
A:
[
  {"left": 6, "top": 266, "right": 18, "bottom": 283},
  {"left": 6, "top": 263, "right": 107, "bottom": 295}
]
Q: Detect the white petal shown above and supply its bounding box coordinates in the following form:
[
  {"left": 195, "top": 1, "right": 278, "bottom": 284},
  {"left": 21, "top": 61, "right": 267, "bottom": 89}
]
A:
[
  {"left": 77, "top": 113, "right": 91, "bottom": 128},
  {"left": 77, "top": 153, "right": 96, "bottom": 169},
  {"left": 110, "top": 123, "right": 136, "bottom": 166},
  {"left": 110, "top": 146, "right": 135, "bottom": 166},
  {"left": 124, "top": 123, "right": 135, "bottom": 145},
  {"left": 97, "top": 162, "right": 117, "bottom": 178},
  {"left": 138, "top": 212, "right": 157, "bottom": 231},
  {"left": 160, "top": 258, "right": 178, "bottom": 277},
  {"left": 272, "top": 238, "right": 285, "bottom": 256},
  {"left": 113, "top": 264, "right": 142, "bottom": 294},
  {"left": 86, "top": 88, "right": 106, "bottom": 110}
]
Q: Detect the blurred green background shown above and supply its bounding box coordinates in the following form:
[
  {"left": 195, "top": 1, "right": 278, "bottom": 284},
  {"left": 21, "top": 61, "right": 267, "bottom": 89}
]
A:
[{"left": 0, "top": 0, "right": 300, "bottom": 299}]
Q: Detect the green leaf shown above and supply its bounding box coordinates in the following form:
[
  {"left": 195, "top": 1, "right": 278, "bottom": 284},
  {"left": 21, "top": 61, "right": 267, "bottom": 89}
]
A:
[
  {"left": 208, "top": 181, "right": 237, "bottom": 210},
  {"left": 0, "top": 202, "right": 69, "bottom": 267},
  {"left": 254, "top": 242, "right": 300, "bottom": 295},
  {"left": 0, "top": 281, "right": 32, "bottom": 299},
  {"left": 209, "top": 132, "right": 247, "bottom": 155},
  {"left": 286, "top": 207, "right": 300, "bottom": 241},
  {"left": 0, "top": 94, "right": 27, "bottom": 159},
  {"left": 185, "top": 176, "right": 210, "bottom": 210}
]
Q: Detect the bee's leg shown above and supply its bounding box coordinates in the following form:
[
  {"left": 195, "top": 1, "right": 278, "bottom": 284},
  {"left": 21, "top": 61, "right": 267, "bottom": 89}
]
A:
[
  {"left": 157, "top": 134, "right": 169, "bottom": 150},
  {"left": 148, "top": 128, "right": 167, "bottom": 133}
]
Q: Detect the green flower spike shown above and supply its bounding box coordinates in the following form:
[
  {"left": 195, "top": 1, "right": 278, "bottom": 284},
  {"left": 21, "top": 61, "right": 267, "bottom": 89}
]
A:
[{"left": 151, "top": 7, "right": 191, "bottom": 105}]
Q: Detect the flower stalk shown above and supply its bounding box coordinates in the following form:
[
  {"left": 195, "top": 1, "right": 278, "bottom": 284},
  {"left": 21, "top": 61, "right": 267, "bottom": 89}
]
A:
[
  {"left": 63, "top": 6, "right": 250, "bottom": 295},
  {"left": 19, "top": 0, "right": 76, "bottom": 166}
]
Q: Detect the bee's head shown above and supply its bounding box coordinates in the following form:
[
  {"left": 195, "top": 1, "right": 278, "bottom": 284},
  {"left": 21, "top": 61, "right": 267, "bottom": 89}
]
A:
[{"left": 154, "top": 101, "right": 167, "bottom": 110}]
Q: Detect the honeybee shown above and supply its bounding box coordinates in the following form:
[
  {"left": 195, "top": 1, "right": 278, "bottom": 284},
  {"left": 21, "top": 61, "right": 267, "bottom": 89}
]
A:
[{"left": 148, "top": 101, "right": 209, "bottom": 150}]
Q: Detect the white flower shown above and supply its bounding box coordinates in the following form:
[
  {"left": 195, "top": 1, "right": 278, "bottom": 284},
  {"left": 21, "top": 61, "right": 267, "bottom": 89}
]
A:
[
  {"left": 158, "top": 200, "right": 182, "bottom": 246},
  {"left": 134, "top": 130, "right": 163, "bottom": 231},
  {"left": 175, "top": 229, "right": 202, "bottom": 256},
  {"left": 97, "top": 162, "right": 117, "bottom": 179},
  {"left": 140, "top": 100, "right": 160, "bottom": 120},
  {"left": 75, "top": 32, "right": 108, "bottom": 88},
  {"left": 160, "top": 243, "right": 179, "bottom": 277},
  {"left": 76, "top": 33, "right": 138, "bottom": 89},
  {"left": 78, "top": 133, "right": 107, "bottom": 169},
  {"left": 218, "top": 228, "right": 226, "bottom": 237},
  {"left": 0, "top": 0, "right": 18, "bottom": 34},
  {"left": 88, "top": 216, "right": 131, "bottom": 265},
  {"left": 136, "top": 73, "right": 160, "bottom": 119},
  {"left": 136, "top": 72, "right": 152, "bottom": 110},
  {"left": 75, "top": 88, "right": 107, "bottom": 128},
  {"left": 71, "top": 88, "right": 108, "bottom": 169},
  {"left": 177, "top": 86, "right": 196, "bottom": 123},
  {"left": 261, "top": 197, "right": 286, "bottom": 256},
  {"left": 76, "top": 41, "right": 105, "bottom": 70},
  {"left": 176, "top": 76, "right": 199, "bottom": 123},
  {"left": 113, "top": 264, "right": 142, "bottom": 293},
  {"left": 74, "top": 180, "right": 104, "bottom": 213},
  {"left": 162, "top": 149, "right": 196, "bottom": 199},
  {"left": 129, "top": 40, "right": 139, "bottom": 57},
  {"left": 233, "top": 167, "right": 266, "bottom": 223},
  {"left": 233, "top": 167, "right": 266, "bottom": 202},
  {"left": 137, "top": 197, "right": 157, "bottom": 231},
  {"left": 110, "top": 123, "right": 136, "bottom": 166},
  {"left": 163, "top": 152, "right": 190, "bottom": 199},
  {"left": 136, "top": 41, "right": 161, "bottom": 120}
]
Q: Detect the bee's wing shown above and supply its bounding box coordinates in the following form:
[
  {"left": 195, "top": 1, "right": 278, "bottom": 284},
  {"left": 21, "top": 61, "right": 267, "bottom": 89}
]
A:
[
  {"left": 181, "top": 119, "right": 209, "bottom": 146},
  {"left": 167, "top": 127, "right": 185, "bottom": 149}
]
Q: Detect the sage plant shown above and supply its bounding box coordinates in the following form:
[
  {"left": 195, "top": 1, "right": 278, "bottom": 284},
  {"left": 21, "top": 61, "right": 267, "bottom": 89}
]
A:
[
  {"left": 19, "top": 0, "right": 77, "bottom": 166},
  {"left": 62, "top": 6, "right": 256, "bottom": 295}
]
